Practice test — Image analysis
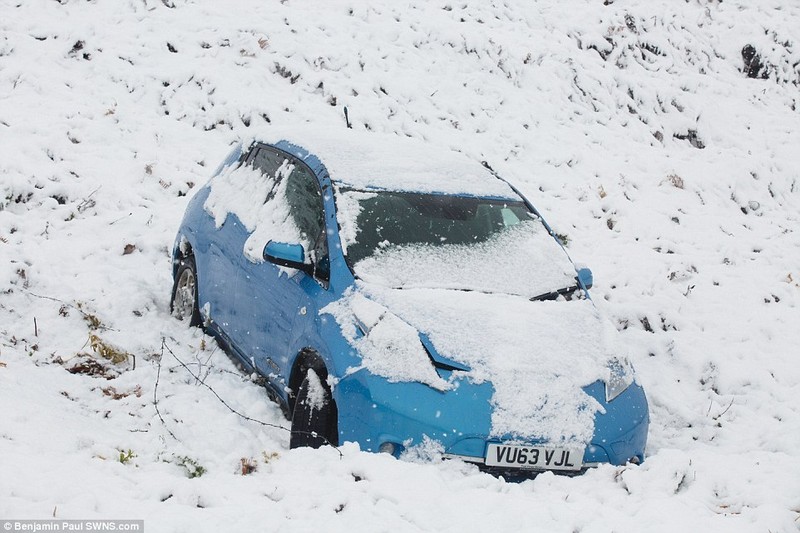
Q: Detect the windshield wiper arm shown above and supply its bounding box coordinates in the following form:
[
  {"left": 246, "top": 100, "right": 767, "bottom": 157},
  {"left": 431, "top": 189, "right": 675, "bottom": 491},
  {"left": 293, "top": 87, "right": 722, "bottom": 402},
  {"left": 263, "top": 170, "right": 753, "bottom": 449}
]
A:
[{"left": 530, "top": 285, "right": 579, "bottom": 302}]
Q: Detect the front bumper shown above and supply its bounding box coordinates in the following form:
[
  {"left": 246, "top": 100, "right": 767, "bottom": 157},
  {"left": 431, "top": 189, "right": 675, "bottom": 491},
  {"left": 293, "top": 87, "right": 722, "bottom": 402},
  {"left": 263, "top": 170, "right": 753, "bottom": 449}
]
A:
[{"left": 334, "top": 369, "right": 649, "bottom": 471}]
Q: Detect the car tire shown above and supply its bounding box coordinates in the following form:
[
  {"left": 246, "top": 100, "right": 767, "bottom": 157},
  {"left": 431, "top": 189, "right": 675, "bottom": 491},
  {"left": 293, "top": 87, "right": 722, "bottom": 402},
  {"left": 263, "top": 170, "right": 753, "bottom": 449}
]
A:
[
  {"left": 290, "top": 368, "right": 338, "bottom": 449},
  {"left": 170, "top": 255, "right": 202, "bottom": 327}
]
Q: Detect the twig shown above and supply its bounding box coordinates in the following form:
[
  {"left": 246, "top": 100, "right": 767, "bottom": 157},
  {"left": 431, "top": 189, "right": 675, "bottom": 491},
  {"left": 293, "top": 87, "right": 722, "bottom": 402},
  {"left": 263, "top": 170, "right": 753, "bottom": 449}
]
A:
[
  {"left": 76, "top": 187, "right": 100, "bottom": 213},
  {"left": 162, "top": 338, "right": 288, "bottom": 430},
  {"left": 717, "top": 398, "right": 734, "bottom": 418},
  {"left": 161, "top": 338, "right": 342, "bottom": 457},
  {"left": 109, "top": 213, "right": 133, "bottom": 226},
  {"left": 34, "top": 317, "right": 38, "bottom": 337},
  {"left": 197, "top": 345, "right": 217, "bottom": 383},
  {"left": 22, "top": 289, "right": 117, "bottom": 332},
  {"left": 22, "top": 289, "right": 67, "bottom": 305},
  {"left": 154, "top": 347, "right": 178, "bottom": 441}
]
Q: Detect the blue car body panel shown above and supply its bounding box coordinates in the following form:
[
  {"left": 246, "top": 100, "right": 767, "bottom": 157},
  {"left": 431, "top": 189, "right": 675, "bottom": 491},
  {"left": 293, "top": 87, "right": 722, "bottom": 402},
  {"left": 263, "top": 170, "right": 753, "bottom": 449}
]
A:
[{"left": 173, "top": 139, "right": 649, "bottom": 470}]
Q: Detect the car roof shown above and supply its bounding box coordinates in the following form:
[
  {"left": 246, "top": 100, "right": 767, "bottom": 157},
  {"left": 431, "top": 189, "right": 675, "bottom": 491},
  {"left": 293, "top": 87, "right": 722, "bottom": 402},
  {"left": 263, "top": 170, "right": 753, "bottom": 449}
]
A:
[{"left": 247, "top": 127, "right": 518, "bottom": 199}]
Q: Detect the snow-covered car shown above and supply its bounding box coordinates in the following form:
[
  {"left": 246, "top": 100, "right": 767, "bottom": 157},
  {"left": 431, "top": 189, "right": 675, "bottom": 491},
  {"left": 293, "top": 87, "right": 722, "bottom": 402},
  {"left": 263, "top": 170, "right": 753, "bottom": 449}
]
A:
[{"left": 170, "top": 130, "right": 649, "bottom": 474}]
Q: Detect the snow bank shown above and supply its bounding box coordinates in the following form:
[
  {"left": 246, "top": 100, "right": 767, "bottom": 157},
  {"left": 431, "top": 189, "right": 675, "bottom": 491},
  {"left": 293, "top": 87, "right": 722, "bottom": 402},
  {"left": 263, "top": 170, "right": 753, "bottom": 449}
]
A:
[{"left": 1, "top": 0, "right": 799, "bottom": 531}]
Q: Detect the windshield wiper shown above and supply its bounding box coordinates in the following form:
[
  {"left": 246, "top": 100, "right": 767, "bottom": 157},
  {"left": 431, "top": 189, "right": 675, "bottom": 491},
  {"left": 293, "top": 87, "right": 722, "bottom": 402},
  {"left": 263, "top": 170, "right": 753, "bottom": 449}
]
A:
[{"left": 530, "top": 285, "right": 579, "bottom": 302}]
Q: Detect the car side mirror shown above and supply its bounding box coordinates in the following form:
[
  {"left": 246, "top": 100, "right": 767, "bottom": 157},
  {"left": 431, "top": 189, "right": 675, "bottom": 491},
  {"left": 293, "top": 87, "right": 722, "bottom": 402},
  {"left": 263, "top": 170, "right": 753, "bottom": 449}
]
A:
[
  {"left": 263, "top": 241, "right": 313, "bottom": 274},
  {"left": 577, "top": 267, "right": 593, "bottom": 290}
]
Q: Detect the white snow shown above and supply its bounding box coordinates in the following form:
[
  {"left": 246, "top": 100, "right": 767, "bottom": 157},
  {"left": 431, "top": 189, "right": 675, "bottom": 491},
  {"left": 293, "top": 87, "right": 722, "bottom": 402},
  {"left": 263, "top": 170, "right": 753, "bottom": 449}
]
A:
[
  {"left": 255, "top": 126, "right": 517, "bottom": 197},
  {"left": 1, "top": 0, "right": 799, "bottom": 531},
  {"left": 303, "top": 368, "right": 327, "bottom": 413},
  {"left": 353, "top": 219, "right": 578, "bottom": 298},
  {"left": 322, "top": 291, "right": 450, "bottom": 391},
  {"left": 355, "top": 285, "right": 612, "bottom": 444},
  {"left": 204, "top": 159, "right": 307, "bottom": 262},
  {"left": 331, "top": 187, "right": 375, "bottom": 256}
]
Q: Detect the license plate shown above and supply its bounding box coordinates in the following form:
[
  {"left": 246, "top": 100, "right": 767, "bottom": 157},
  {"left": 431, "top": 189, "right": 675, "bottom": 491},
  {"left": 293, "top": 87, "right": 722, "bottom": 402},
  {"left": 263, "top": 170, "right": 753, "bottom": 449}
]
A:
[{"left": 485, "top": 443, "right": 584, "bottom": 471}]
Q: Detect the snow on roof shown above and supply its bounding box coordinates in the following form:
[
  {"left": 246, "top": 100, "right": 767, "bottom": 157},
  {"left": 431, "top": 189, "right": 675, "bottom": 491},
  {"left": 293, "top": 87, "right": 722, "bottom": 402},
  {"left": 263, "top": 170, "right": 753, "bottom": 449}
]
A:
[{"left": 250, "top": 127, "right": 518, "bottom": 198}]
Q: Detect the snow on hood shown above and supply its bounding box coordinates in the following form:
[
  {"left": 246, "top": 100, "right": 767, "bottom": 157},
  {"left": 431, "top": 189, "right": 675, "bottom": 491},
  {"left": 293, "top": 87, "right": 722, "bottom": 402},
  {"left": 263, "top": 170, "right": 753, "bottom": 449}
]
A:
[
  {"left": 327, "top": 284, "right": 618, "bottom": 445},
  {"left": 323, "top": 290, "right": 451, "bottom": 392}
]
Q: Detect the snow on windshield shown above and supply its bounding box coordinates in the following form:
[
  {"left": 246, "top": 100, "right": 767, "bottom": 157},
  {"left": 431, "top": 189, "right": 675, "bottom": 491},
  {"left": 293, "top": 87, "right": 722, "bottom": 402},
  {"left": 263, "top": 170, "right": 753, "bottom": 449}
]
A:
[
  {"left": 203, "top": 159, "right": 307, "bottom": 263},
  {"left": 336, "top": 188, "right": 578, "bottom": 297},
  {"left": 355, "top": 285, "right": 615, "bottom": 444},
  {"left": 354, "top": 222, "right": 577, "bottom": 298}
]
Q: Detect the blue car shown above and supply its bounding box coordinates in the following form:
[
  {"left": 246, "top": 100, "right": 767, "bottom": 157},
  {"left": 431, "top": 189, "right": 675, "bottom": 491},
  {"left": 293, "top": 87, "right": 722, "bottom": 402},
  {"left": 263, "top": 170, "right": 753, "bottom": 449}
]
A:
[{"left": 171, "top": 131, "right": 648, "bottom": 475}]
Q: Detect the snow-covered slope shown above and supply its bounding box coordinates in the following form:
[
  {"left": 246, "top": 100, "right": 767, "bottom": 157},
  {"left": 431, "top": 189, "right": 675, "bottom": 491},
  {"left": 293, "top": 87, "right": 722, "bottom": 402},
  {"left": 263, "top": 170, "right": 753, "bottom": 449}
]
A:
[{"left": 1, "top": 1, "right": 799, "bottom": 531}]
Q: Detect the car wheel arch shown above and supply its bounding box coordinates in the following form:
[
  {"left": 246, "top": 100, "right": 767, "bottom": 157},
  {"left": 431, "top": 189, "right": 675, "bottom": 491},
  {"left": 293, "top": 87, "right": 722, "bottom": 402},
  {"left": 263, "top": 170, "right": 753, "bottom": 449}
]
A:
[{"left": 172, "top": 235, "right": 195, "bottom": 276}]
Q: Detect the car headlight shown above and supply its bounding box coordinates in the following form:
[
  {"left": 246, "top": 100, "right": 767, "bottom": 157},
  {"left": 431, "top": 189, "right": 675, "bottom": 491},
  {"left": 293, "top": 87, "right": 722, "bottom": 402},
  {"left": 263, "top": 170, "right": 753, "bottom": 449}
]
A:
[{"left": 605, "top": 357, "right": 635, "bottom": 402}]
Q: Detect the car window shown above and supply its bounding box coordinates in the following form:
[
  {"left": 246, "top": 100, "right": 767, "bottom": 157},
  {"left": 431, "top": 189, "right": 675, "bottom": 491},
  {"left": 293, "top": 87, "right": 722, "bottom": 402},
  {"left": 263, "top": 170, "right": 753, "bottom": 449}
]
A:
[
  {"left": 251, "top": 145, "right": 328, "bottom": 279},
  {"left": 343, "top": 191, "right": 525, "bottom": 264},
  {"left": 205, "top": 145, "right": 327, "bottom": 279},
  {"left": 285, "top": 164, "right": 323, "bottom": 246},
  {"left": 284, "top": 163, "right": 329, "bottom": 280},
  {"left": 248, "top": 147, "right": 289, "bottom": 203},
  {"left": 248, "top": 147, "right": 283, "bottom": 175},
  {"left": 335, "top": 189, "right": 577, "bottom": 297},
  {"left": 248, "top": 146, "right": 324, "bottom": 245}
]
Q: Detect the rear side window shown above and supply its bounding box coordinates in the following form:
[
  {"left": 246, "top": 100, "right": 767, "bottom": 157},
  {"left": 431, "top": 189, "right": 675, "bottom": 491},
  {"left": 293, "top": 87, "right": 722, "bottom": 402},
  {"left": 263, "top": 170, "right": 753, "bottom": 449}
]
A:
[
  {"left": 204, "top": 144, "right": 328, "bottom": 278},
  {"left": 246, "top": 147, "right": 292, "bottom": 203},
  {"left": 249, "top": 145, "right": 324, "bottom": 246},
  {"left": 249, "top": 147, "right": 286, "bottom": 179}
]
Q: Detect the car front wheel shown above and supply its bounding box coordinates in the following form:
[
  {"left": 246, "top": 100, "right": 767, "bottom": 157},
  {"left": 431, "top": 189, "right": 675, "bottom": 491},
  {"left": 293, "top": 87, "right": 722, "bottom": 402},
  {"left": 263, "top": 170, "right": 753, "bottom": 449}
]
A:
[{"left": 290, "top": 368, "right": 338, "bottom": 449}]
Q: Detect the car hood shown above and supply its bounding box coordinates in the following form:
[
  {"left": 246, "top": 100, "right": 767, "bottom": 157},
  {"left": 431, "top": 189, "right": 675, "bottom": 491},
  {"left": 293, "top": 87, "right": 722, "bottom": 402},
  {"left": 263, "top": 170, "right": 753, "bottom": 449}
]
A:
[{"left": 325, "top": 283, "right": 620, "bottom": 445}]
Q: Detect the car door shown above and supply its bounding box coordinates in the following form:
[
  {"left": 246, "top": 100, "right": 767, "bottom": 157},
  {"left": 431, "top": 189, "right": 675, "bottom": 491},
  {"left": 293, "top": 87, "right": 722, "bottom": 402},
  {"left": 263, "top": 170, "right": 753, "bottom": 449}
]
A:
[
  {"left": 230, "top": 146, "right": 329, "bottom": 384},
  {"left": 201, "top": 158, "right": 253, "bottom": 338},
  {"left": 203, "top": 214, "right": 248, "bottom": 336}
]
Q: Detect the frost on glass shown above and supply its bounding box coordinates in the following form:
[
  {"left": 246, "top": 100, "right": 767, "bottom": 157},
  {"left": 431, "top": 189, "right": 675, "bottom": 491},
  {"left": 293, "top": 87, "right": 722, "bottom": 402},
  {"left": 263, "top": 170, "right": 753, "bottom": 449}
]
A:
[
  {"left": 334, "top": 188, "right": 376, "bottom": 256},
  {"left": 204, "top": 159, "right": 310, "bottom": 263},
  {"left": 336, "top": 189, "right": 577, "bottom": 298}
]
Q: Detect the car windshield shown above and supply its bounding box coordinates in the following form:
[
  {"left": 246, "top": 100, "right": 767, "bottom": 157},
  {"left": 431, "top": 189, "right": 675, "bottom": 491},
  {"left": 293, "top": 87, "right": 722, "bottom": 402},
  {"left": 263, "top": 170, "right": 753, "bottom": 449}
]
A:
[{"left": 336, "top": 188, "right": 579, "bottom": 298}]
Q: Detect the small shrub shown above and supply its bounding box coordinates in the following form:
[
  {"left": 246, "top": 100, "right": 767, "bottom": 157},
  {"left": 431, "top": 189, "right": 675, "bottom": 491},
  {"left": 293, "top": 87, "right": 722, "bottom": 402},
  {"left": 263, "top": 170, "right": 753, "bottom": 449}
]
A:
[
  {"left": 262, "top": 451, "right": 279, "bottom": 463},
  {"left": 118, "top": 449, "right": 136, "bottom": 464},
  {"left": 240, "top": 457, "right": 257, "bottom": 475},
  {"left": 175, "top": 456, "right": 206, "bottom": 478},
  {"left": 666, "top": 174, "right": 685, "bottom": 189},
  {"left": 101, "top": 385, "right": 142, "bottom": 399},
  {"left": 88, "top": 334, "right": 131, "bottom": 365}
]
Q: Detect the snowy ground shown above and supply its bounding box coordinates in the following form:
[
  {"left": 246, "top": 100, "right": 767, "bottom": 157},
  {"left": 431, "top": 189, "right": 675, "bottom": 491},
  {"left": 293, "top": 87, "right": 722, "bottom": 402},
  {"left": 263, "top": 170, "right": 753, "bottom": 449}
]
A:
[{"left": 1, "top": 0, "right": 799, "bottom": 531}]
